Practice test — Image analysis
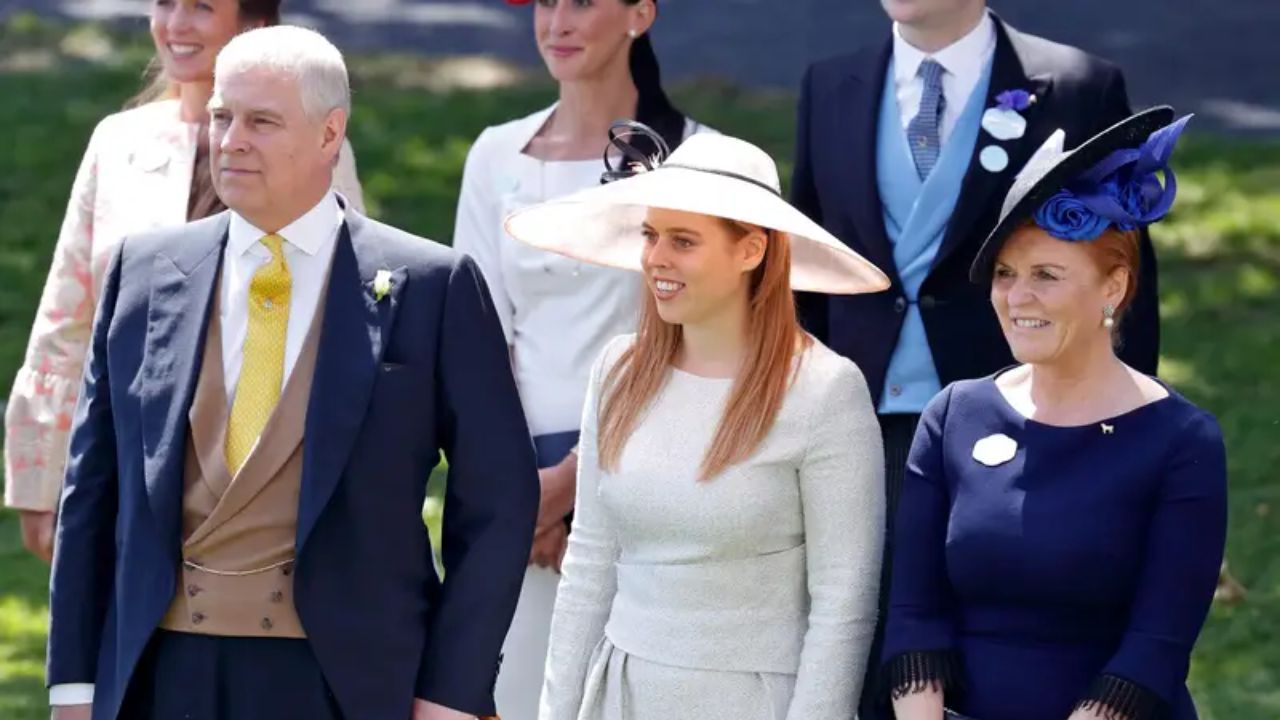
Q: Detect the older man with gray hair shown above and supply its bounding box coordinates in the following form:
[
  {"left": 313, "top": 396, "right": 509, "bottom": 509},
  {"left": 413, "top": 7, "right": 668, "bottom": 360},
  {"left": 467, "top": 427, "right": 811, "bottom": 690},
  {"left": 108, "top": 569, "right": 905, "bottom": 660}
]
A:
[{"left": 46, "top": 25, "right": 538, "bottom": 720}]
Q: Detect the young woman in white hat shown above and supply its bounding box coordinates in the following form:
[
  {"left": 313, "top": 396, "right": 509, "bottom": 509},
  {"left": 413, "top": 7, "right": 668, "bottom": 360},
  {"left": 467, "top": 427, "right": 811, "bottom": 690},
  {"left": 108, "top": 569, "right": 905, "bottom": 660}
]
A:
[
  {"left": 452, "top": 2, "right": 709, "bottom": 715},
  {"left": 506, "top": 124, "right": 891, "bottom": 720}
]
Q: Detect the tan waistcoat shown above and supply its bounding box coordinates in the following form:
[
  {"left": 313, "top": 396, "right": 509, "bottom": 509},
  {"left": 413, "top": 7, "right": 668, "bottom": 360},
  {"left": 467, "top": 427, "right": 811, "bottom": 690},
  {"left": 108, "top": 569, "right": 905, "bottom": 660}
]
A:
[{"left": 160, "top": 276, "right": 325, "bottom": 638}]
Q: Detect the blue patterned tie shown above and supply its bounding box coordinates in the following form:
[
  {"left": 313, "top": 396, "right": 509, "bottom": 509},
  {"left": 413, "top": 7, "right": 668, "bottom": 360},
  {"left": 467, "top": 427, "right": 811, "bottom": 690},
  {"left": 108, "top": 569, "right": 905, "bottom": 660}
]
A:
[{"left": 907, "top": 59, "right": 947, "bottom": 180}]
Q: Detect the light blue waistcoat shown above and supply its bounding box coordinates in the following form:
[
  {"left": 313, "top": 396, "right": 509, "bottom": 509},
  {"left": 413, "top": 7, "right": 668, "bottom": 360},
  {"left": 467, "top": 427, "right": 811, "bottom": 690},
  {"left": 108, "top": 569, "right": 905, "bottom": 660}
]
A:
[{"left": 876, "top": 56, "right": 994, "bottom": 413}]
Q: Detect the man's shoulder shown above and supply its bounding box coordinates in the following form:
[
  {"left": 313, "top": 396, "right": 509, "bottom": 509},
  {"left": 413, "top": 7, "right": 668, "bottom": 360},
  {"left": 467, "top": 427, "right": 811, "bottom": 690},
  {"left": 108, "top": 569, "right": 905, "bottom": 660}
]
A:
[
  {"left": 118, "top": 212, "right": 228, "bottom": 274},
  {"left": 95, "top": 214, "right": 227, "bottom": 326},
  {"left": 804, "top": 44, "right": 885, "bottom": 87},
  {"left": 349, "top": 214, "right": 462, "bottom": 276},
  {"left": 1006, "top": 25, "right": 1122, "bottom": 87}
]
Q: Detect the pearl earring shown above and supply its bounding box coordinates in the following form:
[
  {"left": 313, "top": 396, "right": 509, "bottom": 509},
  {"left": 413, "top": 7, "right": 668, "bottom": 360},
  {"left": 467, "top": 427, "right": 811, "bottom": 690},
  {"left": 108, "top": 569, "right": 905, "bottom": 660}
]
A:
[
  {"left": 1102, "top": 304, "right": 1116, "bottom": 329},
  {"left": 628, "top": 29, "right": 638, "bottom": 38}
]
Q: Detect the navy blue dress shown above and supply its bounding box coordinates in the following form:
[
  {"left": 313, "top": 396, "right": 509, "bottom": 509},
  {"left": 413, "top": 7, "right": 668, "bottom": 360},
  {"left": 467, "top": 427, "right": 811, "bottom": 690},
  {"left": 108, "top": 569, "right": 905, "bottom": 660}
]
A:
[{"left": 881, "top": 375, "right": 1227, "bottom": 720}]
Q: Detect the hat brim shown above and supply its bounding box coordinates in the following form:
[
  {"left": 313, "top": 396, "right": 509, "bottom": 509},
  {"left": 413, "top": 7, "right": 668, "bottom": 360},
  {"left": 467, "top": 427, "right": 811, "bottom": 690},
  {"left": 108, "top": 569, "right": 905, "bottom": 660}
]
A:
[
  {"left": 969, "top": 106, "right": 1176, "bottom": 283},
  {"left": 503, "top": 166, "right": 890, "bottom": 295}
]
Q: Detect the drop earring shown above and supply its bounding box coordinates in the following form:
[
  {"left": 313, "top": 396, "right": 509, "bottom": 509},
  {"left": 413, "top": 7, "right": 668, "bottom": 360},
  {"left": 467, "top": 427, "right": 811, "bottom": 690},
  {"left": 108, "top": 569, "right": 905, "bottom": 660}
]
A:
[{"left": 1102, "top": 304, "right": 1116, "bottom": 329}]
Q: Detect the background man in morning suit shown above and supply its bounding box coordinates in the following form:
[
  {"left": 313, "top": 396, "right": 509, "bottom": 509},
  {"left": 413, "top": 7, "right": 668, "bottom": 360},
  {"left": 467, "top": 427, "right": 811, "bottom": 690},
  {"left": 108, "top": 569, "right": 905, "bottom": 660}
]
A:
[{"left": 790, "top": 1, "right": 1160, "bottom": 717}]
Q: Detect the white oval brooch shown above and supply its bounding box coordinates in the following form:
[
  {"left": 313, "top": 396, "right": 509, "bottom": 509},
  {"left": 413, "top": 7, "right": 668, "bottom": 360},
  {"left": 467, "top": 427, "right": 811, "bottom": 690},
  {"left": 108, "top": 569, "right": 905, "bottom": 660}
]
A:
[
  {"left": 981, "top": 107, "right": 1028, "bottom": 141},
  {"left": 979, "top": 145, "right": 1010, "bottom": 173},
  {"left": 972, "top": 433, "right": 1018, "bottom": 467}
]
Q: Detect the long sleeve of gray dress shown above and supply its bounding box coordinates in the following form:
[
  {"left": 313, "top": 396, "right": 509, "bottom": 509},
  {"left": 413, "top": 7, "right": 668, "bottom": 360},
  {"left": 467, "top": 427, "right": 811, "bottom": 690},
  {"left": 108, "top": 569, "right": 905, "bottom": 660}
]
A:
[
  {"left": 538, "top": 339, "right": 621, "bottom": 720},
  {"left": 786, "top": 355, "right": 885, "bottom": 718}
]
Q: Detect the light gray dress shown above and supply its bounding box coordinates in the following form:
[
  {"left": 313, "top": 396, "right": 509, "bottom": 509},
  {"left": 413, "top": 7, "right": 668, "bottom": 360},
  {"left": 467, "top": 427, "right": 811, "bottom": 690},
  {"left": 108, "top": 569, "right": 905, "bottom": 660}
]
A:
[
  {"left": 539, "top": 335, "right": 885, "bottom": 720},
  {"left": 453, "top": 109, "right": 713, "bottom": 720}
]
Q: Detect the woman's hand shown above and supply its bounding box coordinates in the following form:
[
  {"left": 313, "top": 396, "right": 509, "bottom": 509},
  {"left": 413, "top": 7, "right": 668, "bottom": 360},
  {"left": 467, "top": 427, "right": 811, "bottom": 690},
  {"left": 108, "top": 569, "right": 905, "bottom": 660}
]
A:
[
  {"left": 892, "top": 687, "right": 945, "bottom": 720},
  {"left": 536, "top": 453, "right": 577, "bottom": 527},
  {"left": 411, "top": 699, "right": 479, "bottom": 719},
  {"left": 529, "top": 520, "right": 569, "bottom": 572},
  {"left": 20, "top": 510, "right": 55, "bottom": 563}
]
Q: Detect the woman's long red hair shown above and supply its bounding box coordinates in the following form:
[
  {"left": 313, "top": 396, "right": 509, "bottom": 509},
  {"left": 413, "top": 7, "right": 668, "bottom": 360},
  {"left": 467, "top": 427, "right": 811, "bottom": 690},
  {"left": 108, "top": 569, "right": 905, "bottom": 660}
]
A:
[{"left": 597, "top": 219, "right": 809, "bottom": 480}]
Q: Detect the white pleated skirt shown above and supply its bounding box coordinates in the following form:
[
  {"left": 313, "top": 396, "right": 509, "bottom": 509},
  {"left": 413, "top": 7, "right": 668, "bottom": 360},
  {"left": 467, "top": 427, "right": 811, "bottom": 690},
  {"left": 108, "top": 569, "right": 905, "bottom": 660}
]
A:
[{"left": 574, "top": 637, "right": 796, "bottom": 720}]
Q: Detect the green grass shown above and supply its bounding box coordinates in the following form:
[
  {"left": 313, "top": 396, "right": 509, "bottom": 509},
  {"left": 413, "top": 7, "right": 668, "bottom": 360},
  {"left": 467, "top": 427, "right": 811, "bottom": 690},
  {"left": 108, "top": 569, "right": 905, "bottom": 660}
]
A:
[
  {"left": 0, "top": 512, "right": 55, "bottom": 719},
  {"left": 1, "top": 16, "right": 1277, "bottom": 719}
]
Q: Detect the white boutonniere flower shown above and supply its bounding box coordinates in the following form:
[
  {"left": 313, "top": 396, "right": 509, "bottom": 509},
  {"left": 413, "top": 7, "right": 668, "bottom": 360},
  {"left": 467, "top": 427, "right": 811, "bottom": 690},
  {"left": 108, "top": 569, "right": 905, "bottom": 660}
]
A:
[{"left": 373, "top": 269, "right": 394, "bottom": 302}]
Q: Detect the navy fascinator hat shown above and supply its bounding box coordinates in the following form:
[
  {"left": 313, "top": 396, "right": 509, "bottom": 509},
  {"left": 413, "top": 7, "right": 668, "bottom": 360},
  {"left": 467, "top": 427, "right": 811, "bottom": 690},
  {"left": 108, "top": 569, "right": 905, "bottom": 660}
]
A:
[{"left": 971, "top": 106, "right": 1191, "bottom": 282}]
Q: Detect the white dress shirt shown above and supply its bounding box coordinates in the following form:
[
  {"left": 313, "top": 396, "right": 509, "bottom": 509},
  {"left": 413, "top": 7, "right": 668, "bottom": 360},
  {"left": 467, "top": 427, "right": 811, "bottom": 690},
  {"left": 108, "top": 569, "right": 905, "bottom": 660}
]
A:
[
  {"left": 48, "top": 192, "right": 343, "bottom": 708},
  {"left": 893, "top": 10, "right": 997, "bottom": 146},
  {"left": 221, "top": 191, "right": 344, "bottom": 402}
]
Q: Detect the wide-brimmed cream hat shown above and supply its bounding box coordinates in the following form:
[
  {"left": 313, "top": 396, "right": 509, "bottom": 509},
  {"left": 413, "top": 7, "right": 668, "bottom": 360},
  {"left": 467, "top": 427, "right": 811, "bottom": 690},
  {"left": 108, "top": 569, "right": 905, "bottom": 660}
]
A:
[{"left": 502, "top": 127, "right": 889, "bottom": 295}]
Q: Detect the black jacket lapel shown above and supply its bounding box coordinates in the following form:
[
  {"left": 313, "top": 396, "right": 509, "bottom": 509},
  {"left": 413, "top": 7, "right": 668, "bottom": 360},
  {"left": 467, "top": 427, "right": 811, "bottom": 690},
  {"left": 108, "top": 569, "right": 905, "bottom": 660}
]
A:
[
  {"left": 297, "top": 206, "right": 406, "bottom": 551},
  {"left": 843, "top": 40, "right": 899, "bottom": 278},
  {"left": 934, "top": 16, "right": 1054, "bottom": 270},
  {"left": 140, "top": 213, "right": 228, "bottom": 548}
]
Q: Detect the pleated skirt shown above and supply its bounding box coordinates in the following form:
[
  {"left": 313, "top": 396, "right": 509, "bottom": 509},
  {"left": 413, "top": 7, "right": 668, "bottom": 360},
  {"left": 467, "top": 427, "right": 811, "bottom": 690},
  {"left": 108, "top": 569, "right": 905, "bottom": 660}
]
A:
[{"left": 575, "top": 637, "right": 796, "bottom": 720}]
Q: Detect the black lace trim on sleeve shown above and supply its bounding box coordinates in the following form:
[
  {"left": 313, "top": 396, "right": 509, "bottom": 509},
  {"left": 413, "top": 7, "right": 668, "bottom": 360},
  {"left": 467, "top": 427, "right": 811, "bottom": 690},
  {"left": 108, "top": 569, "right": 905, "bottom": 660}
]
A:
[
  {"left": 1075, "top": 674, "right": 1168, "bottom": 720},
  {"left": 881, "top": 650, "right": 964, "bottom": 702}
]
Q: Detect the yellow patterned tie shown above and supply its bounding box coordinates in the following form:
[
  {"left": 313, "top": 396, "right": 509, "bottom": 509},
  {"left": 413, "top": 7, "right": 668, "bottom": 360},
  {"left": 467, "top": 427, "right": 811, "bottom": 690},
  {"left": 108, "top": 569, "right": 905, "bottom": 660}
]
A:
[{"left": 225, "top": 234, "right": 291, "bottom": 476}]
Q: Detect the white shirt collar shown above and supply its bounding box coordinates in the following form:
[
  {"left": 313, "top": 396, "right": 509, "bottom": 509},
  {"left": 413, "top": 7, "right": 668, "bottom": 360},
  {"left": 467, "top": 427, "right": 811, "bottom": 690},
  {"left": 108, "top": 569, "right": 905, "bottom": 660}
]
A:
[
  {"left": 228, "top": 190, "right": 341, "bottom": 258},
  {"left": 893, "top": 10, "right": 996, "bottom": 84}
]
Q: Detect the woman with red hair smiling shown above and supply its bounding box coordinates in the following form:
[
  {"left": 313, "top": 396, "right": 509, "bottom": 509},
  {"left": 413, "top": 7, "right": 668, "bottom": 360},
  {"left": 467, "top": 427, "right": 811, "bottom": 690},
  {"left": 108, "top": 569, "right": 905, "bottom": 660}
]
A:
[
  {"left": 452, "top": 2, "right": 708, "bottom": 715},
  {"left": 882, "top": 108, "right": 1227, "bottom": 720},
  {"left": 505, "top": 125, "right": 890, "bottom": 720}
]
